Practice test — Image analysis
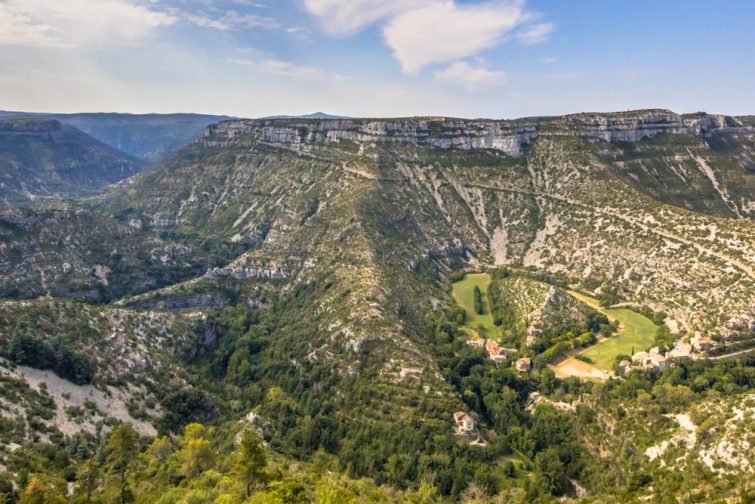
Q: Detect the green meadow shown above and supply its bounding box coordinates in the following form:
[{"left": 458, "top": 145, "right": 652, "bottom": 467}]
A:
[
  {"left": 568, "top": 291, "right": 658, "bottom": 370},
  {"left": 451, "top": 272, "right": 498, "bottom": 339}
]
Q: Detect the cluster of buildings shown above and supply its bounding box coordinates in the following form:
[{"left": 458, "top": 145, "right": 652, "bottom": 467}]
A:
[
  {"left": 618, "top": 335, "right": 717, "bottom": 375},
  {"left": 465, "top": 338, "right": 517, "bottom": 363},
  {"left": 620, "top": 346, "right": 669, "bottom": 374},
  {"left": 465, "top": 338, "right": 533, "bottom": 373}
]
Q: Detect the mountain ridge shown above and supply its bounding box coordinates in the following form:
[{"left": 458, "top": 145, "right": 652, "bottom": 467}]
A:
[
  {"left": 0, "top": 118, "right": 145, "bottom": 207},
  {"left": 204, "top": 109, "right": 753, "bottom": 158},
  {"left": 0, "top": 111, "right": 233, "bottom": 162}
]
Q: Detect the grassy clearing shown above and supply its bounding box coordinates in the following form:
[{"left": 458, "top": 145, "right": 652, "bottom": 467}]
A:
[
  {"left": 451, "top": 273, "right": 498, "bottom": 340},
  {"left": 566, "top": 290, "right": 658, "bottom": 371}
]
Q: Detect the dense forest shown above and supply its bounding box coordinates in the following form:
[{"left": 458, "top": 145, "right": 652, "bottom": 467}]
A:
[{"left": 1, "top": 281, "right": 753, "bottom": 503}]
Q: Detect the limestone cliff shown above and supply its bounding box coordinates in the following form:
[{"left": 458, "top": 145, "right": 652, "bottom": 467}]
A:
[{"left": 203, "top": 110, "right": 751, "bottom": 157}]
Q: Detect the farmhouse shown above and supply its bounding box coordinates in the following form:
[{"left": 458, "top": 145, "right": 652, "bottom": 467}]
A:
[
  {"left": 630, "top": 347, "right": 670, "bottom": 373},
  {"left": 691, "top": 334, "right": 715, "bottom": 353},
  {"left": 453, "top": 411, "right": 475, "bottom": 434},
  {"left": 485, "top": 340, "right": 509, "bottom": 363},
  {"left": 466, "top": 338, "right": 515, "bottom": 363},
  {"left": 618, "top": 360, "right": 632, "bottom": 375},
  {"left": 515, "top": 357, "right": 531, "bottom": 373}
]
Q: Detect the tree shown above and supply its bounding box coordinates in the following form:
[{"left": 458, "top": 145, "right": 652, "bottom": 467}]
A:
[
  {"left": 76, "top": 460, "right": 99, "bottom": 503},
  {"left": 473, "top": 286, "right": 483, "bottom": 315},
  {"left": 234, "top": 429, "right": 268, "bottom": 497},
  {"left": 402, "top": 482, "right": 441, "bottom": 504},
  {"left": 315, "top": 477, "right": 357, "bottom": 504},
  {"left": 105, "top": 423, "right": 139, "bottom": 504},
  {"left": 534, "top": 447, "right": 568, "bottom": 496},
  {"left": 178, "top": 438, "right": 215, "bottom": 479},
  {"left": 17, "top": 477, "right": 65, "bottom": 504}
]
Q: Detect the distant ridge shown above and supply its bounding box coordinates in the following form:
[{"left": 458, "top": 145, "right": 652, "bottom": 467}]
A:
[
  {"left": 0, "top": 111, "right": 234, "bottom": 162},
  {"left": 0, "top": 118, "right": 145, "bottom": 207},
  {"left": 260, "top": 112, "right": 352, "bottom": 120}
]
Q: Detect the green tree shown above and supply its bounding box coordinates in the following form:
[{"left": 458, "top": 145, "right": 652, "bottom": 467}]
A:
[
  {"left": 315, "top": 477, "right": 357, "bottom": 504},
  {"left": 17, "top": 477, "right": 65, "bottom": 504},
  {"left": 402, "top": 482, "right": 441, "bottom": 504},
  {"left": 178, "top": 438, "right": 215, "bottom": 479},
  {"left": 76, "top": 459, "right": 99, "bottom": 503},
  {"left": 473, "top": 286, "right": 484, "bottom": 315},
  {"left": 534, "top": 447, "right": 568, "bottom": 496},
  {"left": 233, "top": 429, "right": 268, "bottom": 497},
  {"left": 105, "top": 423, "right": 139, "bottom": 504}
]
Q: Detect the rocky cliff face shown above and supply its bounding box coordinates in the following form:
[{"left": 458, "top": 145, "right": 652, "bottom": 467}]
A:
[{"left": 203, "top": 110, "right": 751, "bottom": 157}]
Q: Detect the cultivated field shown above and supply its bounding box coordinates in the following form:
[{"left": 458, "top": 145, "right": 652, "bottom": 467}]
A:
[
  {"left": 451, "top": 272, "right": 498, "bottom": 339},
  {"left": 553, "top": 291, "right": 658, "bottom": 375}
]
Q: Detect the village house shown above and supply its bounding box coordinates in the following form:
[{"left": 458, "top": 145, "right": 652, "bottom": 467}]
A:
[
  {"left": 668, "top": 338, "right": 692, "bottom": 359},
  {"left": 649, "top": 347, "right": 669, "bottom": 371},
  {"left": 618, "top": 359, "right": 632, "bottom": 375},
  {"left": 453, "top": 411, "right": 475, "bottom": 434},
  {"left": 466, "top": 338, "right": 515, "bottom": 363},
  {"left": 630, "top": 347, "right": 669, "bottom": 373},
  {"left": 515, "top": 357, "right": 531, "bottom": 373},
  {"left": 485, "top": 339, "right": 509, "bottom": 363},
  {"left": 691, "top": 334, "right": 715, "bottom": 353},
  {"left": 632, "top": 351, "right": 650, "bottom": 366}
]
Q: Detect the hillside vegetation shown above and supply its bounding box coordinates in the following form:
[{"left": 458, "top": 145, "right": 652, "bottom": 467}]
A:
[{"left": 0, "top": 110, "right": 753, "bottom": 502}]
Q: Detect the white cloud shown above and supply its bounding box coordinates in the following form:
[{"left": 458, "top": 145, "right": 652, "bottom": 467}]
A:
[
  {"left": 383, "top": 1, "right": 526, "bottom": 74},
  {"left": 0, "top": 0, "right": 176, "bottom": 48},
  {"left": 304, "top": 1, "right": 555, "bottom": 75},
  {"left": 303, "top": 0, "right": 433, "bottom": 36},
  {"left": 186, "top": 10, "right": 279, "bottom": 31},
  {"left": 434, "top": 60, "right": 505, "bottom": 90},
  {"left": 516, "top": 22, "right": 554, "bottom": 45},
  {"left": 228, "top": 58, "right": 325, "bottom": 81}
]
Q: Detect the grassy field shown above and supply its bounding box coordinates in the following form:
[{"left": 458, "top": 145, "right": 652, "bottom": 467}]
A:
[
  {"left": 566, "top": 291, "right": 658, "bottom": 371},
  {"left": 451, "top": 272, "right": 498, "bottom": 339}
]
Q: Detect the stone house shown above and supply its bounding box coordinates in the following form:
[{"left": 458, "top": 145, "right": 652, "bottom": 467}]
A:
[
  {"left": 515, "top": 357, "right": 531, "bottom": 373},
  {"left": 691, "top": 334, "right": 715, "bottom": 352},
  {"left": 618, "top": 360, "right": 632, "bottom": 375},
  {"left": 453, "top": 411, "right": 475, "bottom": 434}
]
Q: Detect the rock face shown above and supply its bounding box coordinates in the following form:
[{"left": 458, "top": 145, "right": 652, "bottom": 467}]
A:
[
  {"left": 203, "top": 110, "right": 751, "bottom": 157},
  {"left": 204, "top": 264, "right": 286, "bottom": 281}
]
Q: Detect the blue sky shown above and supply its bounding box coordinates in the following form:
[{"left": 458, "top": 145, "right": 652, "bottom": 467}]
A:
[{"left": 0, "top": 0, "right": 753, "bottom": 118}]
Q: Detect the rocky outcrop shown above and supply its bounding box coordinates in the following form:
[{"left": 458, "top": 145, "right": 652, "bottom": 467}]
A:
[
  {"left": 203, "top": 110, "right": 751, "bottom": 157},
  {"left": 204, "top": 264, "right": 286, "bottom": 280}
]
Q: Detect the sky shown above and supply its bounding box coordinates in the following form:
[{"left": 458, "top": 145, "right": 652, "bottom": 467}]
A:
[{"left": 0, "top": 0, "right": 753, "bottom": 119}]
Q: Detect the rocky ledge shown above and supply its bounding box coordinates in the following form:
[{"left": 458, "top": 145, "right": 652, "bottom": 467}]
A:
[{"left": 202, "top": 110, "right": 752, "bottom": 157}]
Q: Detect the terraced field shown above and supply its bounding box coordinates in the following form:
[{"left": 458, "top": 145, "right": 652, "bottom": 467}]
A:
[{"left": 451, "top": 272, "right": 498, "bottom": 340}]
